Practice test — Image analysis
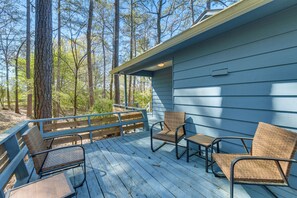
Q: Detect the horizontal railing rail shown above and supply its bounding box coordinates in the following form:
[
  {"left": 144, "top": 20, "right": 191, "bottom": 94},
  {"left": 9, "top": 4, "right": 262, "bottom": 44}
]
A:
[
  {"left": 32, "top": 109, "right": 149, "bottom": 140},
  {"left": 0, "top": 109, "right": 149, "bottom": 198},
  {"left": 113, "top": 104, "right": 145, "bottom": 111}
]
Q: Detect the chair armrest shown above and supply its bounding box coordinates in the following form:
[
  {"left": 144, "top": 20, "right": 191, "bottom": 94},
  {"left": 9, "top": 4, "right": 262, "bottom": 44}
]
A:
[
  {"left": 231, "top": 156, "right": 297, "bottom": 164},
  {"left": 45, "top": 134, "right": 83, "bottom": 148},
  {"left": 150, "top": 121, "right": 164, "bottom": 135},
  {"left": 230, "top": 156, "right": 297, "bottom": 184},
  {"left": 31, "top": 145, "right": 85, "bottom": 158},
  {"left": 175, "top": 123, "right": 186, "bottom": 136},
  {"left": 151, "top": 121, "right": 164, "bottom": 129},
  {"left": 211, "top": 136, "right": 253, "bottom": 155}
]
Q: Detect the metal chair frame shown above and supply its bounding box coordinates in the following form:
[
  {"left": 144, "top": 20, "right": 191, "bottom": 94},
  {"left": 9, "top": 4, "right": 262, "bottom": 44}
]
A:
[
  {"left": 210, "top": 136, "right": 297, "bottom": 198},
  {"left": 150, "top": 121, "right": 186, "bottom": 159},
  {"left": 24, "top": 132, "right": 86, "bottom": 188}
]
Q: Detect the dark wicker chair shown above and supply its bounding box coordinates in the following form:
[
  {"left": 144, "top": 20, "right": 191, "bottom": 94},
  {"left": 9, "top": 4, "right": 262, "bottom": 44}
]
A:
[
  {"left": 150, "top": 111, "right": 186, "bottom": 159},
  {"left": 22, "top": 126, "right": 86, "bottom": 188},
  {"left": 211, "top": 122, "right": 297, "bottom": 198}
]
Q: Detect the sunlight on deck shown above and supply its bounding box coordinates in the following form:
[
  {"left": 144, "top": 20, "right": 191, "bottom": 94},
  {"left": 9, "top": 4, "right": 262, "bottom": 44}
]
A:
[{"left": 72, "top": 132, "right": 296, "bottom": 198}]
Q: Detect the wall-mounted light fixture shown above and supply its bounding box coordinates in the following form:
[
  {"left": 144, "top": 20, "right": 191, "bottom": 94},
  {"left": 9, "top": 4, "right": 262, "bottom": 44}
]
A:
[{"left": 157, "top": 63, "right": 165, "bottom": 67}]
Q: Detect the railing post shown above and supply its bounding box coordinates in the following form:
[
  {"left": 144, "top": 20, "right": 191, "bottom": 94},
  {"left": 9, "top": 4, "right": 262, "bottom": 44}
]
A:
[
  {"left": 141, "top": 109, "right": 149, "bottom": 132},
  {"left": 4, "top": 136, "right": 29, "bottom": 185},
  {"left": 39, "top": 121, "right": 44, "bottom": 137},
  {"left": 118, "top": 113, "right": 124, "bottom": 137},
  {"left": 124, "top": 75, "right": 128, "bottom": 108},
  {"left": 88, "top": 116, "right": 93, "bottom": 143}
]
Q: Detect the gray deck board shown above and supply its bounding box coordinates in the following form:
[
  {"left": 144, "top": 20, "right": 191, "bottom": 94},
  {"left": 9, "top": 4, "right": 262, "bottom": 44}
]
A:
[{"left": 69, "top": 131, "right": 297, "bottom": 198}]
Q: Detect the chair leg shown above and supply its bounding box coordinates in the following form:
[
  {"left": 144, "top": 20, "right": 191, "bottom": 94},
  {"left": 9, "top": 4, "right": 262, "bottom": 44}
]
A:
[
  {"left": 230, "top": 180, "right": 234, "bottom": 198},
  {"left": 73, "top": 161, "right": 86, "bottom": 188},
  {"left": 151, "top": 136, "right": 166, "bottom": 152},
  {"left": 211, "top": 156, "right": 225, "bottom": 177},
  {"left": 176, "top": 141, "right": 186, "bottom": 159}
]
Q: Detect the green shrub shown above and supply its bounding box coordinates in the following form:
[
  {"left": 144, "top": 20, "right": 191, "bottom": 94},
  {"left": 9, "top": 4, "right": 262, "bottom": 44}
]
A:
[{"left": 93, "top": 98, "right": 113, "bottom": 113}]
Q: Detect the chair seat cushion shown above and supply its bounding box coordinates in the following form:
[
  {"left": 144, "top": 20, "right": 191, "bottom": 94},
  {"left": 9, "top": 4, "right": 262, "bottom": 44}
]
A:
[
  {"left": 42, "top": 147, "right": 84, "bottom": 173},
  {"left": 153, "top": 129, "right": 184, "bottom": 143},
  {"left": 212, "top": 153, "right": 285, "bottom": 184}
]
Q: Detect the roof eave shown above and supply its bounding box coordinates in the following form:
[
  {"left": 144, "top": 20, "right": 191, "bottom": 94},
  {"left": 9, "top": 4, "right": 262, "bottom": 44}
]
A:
[{"left": 111, "top": 0, "right": 273, "bottom": 75}]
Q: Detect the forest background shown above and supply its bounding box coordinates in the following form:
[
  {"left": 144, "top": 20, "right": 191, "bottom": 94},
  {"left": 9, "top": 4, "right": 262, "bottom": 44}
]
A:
[{"left": 0, "top": 0, "right": 237, "bottom": 121}]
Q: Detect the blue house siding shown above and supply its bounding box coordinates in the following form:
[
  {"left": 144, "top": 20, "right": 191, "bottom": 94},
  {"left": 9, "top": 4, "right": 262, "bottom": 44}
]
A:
[
  {"left": 152, "top": 67, "right": 173, "bottom": 120},
  {"left": 172, "top": 5, "right": 297, "bottom": 187}
]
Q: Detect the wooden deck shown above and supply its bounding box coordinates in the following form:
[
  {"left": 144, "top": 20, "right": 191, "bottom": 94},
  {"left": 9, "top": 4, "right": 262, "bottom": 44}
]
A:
[{"left": 72, "top": 132, "right": 296, "bottom": 198}]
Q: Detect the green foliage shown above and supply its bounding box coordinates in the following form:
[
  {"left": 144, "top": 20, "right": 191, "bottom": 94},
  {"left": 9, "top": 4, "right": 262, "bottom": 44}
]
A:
[
  {"left": 134, "top": 89, "right": 152, "bottom": 109},
  {"left": 93, "top": 98, "right": 113, "bottom": 113}
]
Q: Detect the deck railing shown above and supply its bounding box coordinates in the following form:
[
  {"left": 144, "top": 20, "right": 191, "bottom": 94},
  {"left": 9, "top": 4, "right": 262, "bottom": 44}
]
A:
[{"left": 0, "top": 109, "right": 149, "bottom": 198}]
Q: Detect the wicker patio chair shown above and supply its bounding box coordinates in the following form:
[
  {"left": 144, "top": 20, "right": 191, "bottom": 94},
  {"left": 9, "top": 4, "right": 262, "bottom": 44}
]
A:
[
  {"left": 22, "top": 126, "right": 86, "bottom": 188},
  {"left": 150, "top": 111, "right": 186, "bottom": 159},
  {"left": 210, "top": 122, "right": 297, "bottom": 198}
]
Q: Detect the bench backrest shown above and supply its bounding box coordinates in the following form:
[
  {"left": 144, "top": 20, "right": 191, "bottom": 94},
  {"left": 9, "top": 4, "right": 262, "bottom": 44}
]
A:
[{"left": 252, "top": 122, "right": 297, "bottom": 176}]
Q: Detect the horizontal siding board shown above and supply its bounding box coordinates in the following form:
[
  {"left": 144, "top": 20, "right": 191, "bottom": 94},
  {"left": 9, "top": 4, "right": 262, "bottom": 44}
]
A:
[
  {"left": 152, "top": 67, "right": 172, "bottom": 119},
  {"left": 174, "top": 81, "right": 297, "bottom": 97},
  {"left": 153, "top": 84, "right": 173, "bottom": 89},
  {"left": 153, "top": 107, "right": 169, "bottom": 112},
  {"left": 174, "top": 64, "right": 297, "bottom": 89},
  {"left": 174, "top": 46, "right": 297, "bottom": 80},
  {"left": 174, "top": 96, "right": 297, "bottom": 112},
  {"left": 174, "top": 5, "right": 297, "bottom": 67},
  {"left": 153, "top": 88, "right": 172, "bottom": 92},
  {"left": 175, "top": 104, "right": 297, "bottom": 130},
  {"left": 153, "top": 99, "right": 172, "bottom": 104},
  {"left": 185, "top": 114, "right": 258, "bottom": 136},
  {"left": 152, "top": 95, "right": 172, "bottom": 101},
  {"left": 152, "top": 103, "right": 172, "bottom": 109}
]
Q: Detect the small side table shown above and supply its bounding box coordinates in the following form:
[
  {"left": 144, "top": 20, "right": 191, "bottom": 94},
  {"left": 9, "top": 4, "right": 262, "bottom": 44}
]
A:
[
  {"left": 6, "top": 173, "right": 75, "bottom": 198},
  {"left": 185, "top": 134, "right": 220, "bottom": 172}
]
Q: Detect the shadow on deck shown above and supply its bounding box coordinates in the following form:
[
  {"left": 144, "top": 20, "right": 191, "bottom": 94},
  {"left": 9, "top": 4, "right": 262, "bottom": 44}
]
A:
[{"left": 73, "top": 132, "right": 296, "bottom": 198}]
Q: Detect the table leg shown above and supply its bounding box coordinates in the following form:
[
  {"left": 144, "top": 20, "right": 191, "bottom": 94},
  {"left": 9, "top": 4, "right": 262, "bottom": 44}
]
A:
[
  {"left": 205, "top": 147, "right": 208, "bottom": 173},
  {"left": 198, "top": 145, "right": 201, "bottom": 156},
  {"left": 186, "top": 141, "right": 189, "bottom": 163}
]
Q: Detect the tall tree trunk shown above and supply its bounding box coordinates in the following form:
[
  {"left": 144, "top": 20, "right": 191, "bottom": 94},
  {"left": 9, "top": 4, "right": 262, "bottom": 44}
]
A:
[
  {"left": 26, "top": 0, "right": 32, "bottom": 117},
  {"left": 156, "top": 0, "right": 163, "bottom": 45},
  {"left": 113, "top": 0, "right": 120, "bottom": 104},
  {"left": 206, "top": 0, "right": 211, "bottom": 9},
  {"left": 128, "top": 0, "right": 134, "bottom": 105},
  {"left": 15, "top": 41, "right": 26, "bottom": 114},
  {"left": 34, "top": 0, "right": 53, "bottom": 119},
  {"left": 73, "top": 69, "right": 78, "bottom": 116},
  {"left": 102, "top": 31, "right": 106, "bottom": 98},
  {"left": 55, "top": 0, "right": 61, "bottom": 117},
  {"left": 5, "top": 58, "right": 11, "bottom": 109},
  {"left": 190, "top": 0, "right": 195, "bottom": 24},
  {"left": 87, "top": 0, "right": 94, "bottom": 108},
  {"left": 109, "top": 75, "right": 113, "bottom": 100}
]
